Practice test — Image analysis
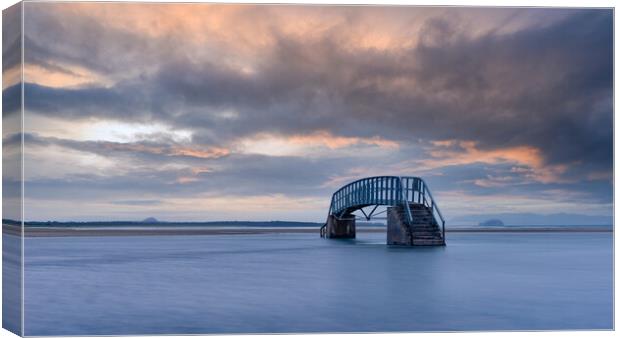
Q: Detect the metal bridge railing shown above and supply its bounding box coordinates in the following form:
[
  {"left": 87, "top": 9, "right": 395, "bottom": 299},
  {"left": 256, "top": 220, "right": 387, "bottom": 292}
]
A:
[{"left": 326, "top": 176, "right": 445, "bottom": 238}]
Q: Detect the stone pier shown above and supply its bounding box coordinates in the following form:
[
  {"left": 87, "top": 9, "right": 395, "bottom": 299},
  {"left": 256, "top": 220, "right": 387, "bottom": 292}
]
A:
[
  {"left": 387, "top": 206, "right": 411, "bottom": 245},
  {"left": 326, "top": 214, "right": 356, "bottom": 239}
]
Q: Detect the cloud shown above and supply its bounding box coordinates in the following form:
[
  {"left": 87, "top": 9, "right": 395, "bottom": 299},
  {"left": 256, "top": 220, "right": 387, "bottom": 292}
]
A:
[
  {"left": 110, "top": 199, "right": 162, "bottom": 206},
  {"left": 420, "top": 140, "right": 569, "bottom": 184},
  {"left": 2, "top": 84, "right": 21, "bottom": 116},
  {"left": 7, "top": 4, "right": 612, "bottom": 220},
  {"left": 168, "top": 146, "right": 230, "bottom": 159},
  {"left": 3, "top": 3, "right": 22, "bottom": 90},
  {"left": 437, "top": 189, "right": 612, "bottom": 221},
  {"left": 24, "top": 63, "right": 111, "bottom": 88},
  {"left": 18, "top": 132, "right": 349, "bottom": 199},
  {"left": 235, "top": 131, "right": 399, "bottom": 157},
  {"left": 287, "top": 131, "right": 399, "bottom": 149},
  {"left": 20, "top": 10, "right": 612, "bottom": 173},
  {"left": 19, "top": 133, "right": 230, "bottom": 161}
]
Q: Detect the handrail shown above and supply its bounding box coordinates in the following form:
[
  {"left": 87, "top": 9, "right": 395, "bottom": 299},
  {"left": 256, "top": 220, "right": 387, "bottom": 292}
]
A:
[
  {"left": 329, "top": 176, "right": 404, "bottom": 217},
  {"left": 419, "top": 178, "right": 445, "bottom": 224},
  {"left": 418, "top": 178, "right": 445, "bottom": 239},
  {"left": 324, "top": 176, "right": 445, "bottom": 240},
  {"left": 398, "top": 177, "right": 414, "bottom": 226}
]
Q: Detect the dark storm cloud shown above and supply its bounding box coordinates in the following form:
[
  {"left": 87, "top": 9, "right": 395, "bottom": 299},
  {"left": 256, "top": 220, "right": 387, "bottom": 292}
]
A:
[
  {"left": 23, "top": 4, "right": 154, "bottom": 75},
  {"left": 3, "top": 3, "right": 22, "bottom": 120},
  {"left": 2, "top": 84, "right": 21, "bottom": 117},
  {"left": 2, "top": 3, "right": 21, "bottom": 72},
  {"left": 23, "top": 82, "right": 153, "bottom": 120},
  {"left": 409, "top": 10, "right": 612, "bottom": 168},
  {"left": 20, "top": 9, "right": 613, "bottom": 179}
]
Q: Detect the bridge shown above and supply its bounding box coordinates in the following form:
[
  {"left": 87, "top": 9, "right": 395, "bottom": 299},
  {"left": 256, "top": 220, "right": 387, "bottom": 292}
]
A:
[{"left": 320, "top": 176, "right": 445, "bottom": 246}]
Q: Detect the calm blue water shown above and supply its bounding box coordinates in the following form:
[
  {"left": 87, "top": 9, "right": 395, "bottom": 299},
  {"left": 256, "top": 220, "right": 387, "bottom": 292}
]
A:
[{"left": 22, "top": 232, "right": 613, "bottom": 335}]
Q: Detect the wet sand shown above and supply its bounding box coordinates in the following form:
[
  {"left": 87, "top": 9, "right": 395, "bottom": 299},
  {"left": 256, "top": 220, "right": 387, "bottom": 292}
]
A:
[
  {"left": 3, "top": 224, "right": 612, "bottom": 237},
  {"left": 4, "top": 225, "right": 331, "bottom": 237}
]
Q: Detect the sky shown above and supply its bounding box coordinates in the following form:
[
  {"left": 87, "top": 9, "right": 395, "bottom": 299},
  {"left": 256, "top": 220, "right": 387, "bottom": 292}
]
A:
[{"left": 2, "top": 3, "right": 613, "bottom": 223}]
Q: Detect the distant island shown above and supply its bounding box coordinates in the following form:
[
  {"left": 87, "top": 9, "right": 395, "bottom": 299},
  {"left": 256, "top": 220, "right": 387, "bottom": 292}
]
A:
[
  {"left": 479, "top": 219, "right": 505, "bottom": 227},
  {"left": 453, "top": 213, "right": 612, "bottom": 227}
]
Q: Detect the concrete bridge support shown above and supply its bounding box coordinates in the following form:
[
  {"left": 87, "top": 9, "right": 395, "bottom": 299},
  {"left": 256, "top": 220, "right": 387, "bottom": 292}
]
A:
[
  {"left": 387, "top": 207, "right": 411, "bottom": 245},
  {"left": 326, "top": 214, "right": 356, "bottom": 239}
]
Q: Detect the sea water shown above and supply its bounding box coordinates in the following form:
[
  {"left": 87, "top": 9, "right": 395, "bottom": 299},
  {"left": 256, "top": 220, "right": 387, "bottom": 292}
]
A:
[{"left": 20, "top": 232, "right": 613, "bottom": 335}]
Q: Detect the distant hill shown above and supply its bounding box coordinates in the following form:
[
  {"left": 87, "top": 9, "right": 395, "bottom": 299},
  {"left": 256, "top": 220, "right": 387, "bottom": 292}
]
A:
[
  {"left": 142, "top": 217, "right": 159, "bottom": 223},
  {"left": 479, "top": 219, "right": 504, "bottom": 227},
  {"left": 452, "top": 213, "right": 612, "bottom": 227}
]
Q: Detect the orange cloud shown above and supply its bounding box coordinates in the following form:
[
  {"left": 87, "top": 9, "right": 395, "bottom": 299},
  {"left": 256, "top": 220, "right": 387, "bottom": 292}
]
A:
[
  {"left": 35, "top": 3, "right": 522, "bottom": 68},
  {"left": 191, "top": 167, "right": 213, "bottom": 175},
  {"left": 236, "top": 131, "right": 398, "bottom": 156},
  {"left": 427, "top": 140, "right": 543, "bottom": 168},
  {"left": 3, "top": 65, "right": 21, "bottom": 90},
  {"left": 176, "top": 176, "right": 200, "bottom": 184},
  {"left": 422, "top": 140, "right": 568, "bottom": 184},
  {"left": 288, "top": 131, "right": 399, "bottom": 149},
  {"left": 101, "top": 142, "right": 229, "bottom": 160},
  {"left": 176, "top": 167, "right": 213, "bottom": 185},
  {"left": 170, "top": 147, "right": 230, "bottom": 159},
  {"left": 24, "top": 63, "right": 111, "bottom": 89}
]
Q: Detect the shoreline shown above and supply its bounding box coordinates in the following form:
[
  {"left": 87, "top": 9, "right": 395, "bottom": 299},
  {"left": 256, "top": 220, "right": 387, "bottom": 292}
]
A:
[{"left": 3, "top": 224, "right": 613, "bottom": 237}]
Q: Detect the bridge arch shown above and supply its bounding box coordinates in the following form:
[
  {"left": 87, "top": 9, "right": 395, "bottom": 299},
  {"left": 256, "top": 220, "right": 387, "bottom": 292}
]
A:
[{"left": 320, "top": 176, "right": 445, "bottom": 246}]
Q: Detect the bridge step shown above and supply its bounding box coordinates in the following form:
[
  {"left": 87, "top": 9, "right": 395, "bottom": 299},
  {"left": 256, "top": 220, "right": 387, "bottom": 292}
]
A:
[
  {"left": 395, "top": 203, "right": 444, "bottom": 246},
  {"left": 410, "top": 225, "right": 439, "bottom": 230},
  {"left": 410, "top": 229, "right": 440, "bottom": 235},
  {"left": 411, "top": 221, "right": 437, "bottom": 225},
  {"left": 399, "top": 217, "right": 436, "bottom": 223},
  {"left": 413, "top": 239, "right": 446, "bottom": 246},
  {"left": 411, "top": 229, "right": 440, "bottom": 236},
  {"left": 412, "top": 236, "right": 443, "bottom": 240}
]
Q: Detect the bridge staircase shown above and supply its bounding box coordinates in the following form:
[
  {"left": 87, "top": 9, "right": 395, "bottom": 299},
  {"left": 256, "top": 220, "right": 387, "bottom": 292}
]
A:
[{"left": 392, "top": 203, "right": 444, "bottom": 246}]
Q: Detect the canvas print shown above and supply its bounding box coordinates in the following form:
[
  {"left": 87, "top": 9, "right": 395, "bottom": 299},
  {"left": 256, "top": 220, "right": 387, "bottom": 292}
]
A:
[{"left": 2, "top": 2, "right": 614, "bottom": 336}]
